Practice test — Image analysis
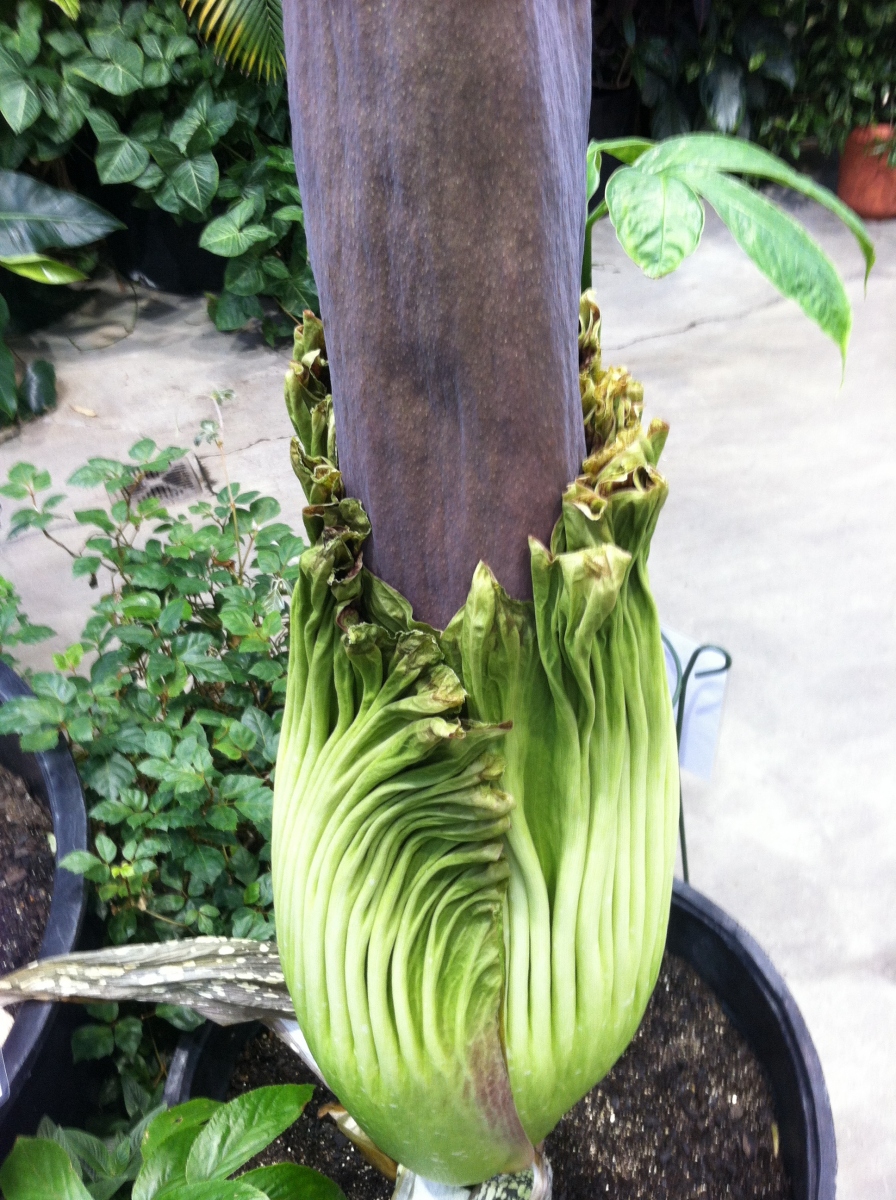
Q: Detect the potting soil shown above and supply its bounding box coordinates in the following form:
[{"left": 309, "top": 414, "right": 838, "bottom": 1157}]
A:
[
  {"left": 227, "top": 953, "right": 791, "bottom": 1200},
  {"left": 0, "top": 764, "right": 53, "bottom": 980}
]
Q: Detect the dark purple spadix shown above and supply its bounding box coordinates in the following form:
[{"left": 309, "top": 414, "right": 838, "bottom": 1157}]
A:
[{"left": 283, "top": 0, "right": 590, "bottom": 628}]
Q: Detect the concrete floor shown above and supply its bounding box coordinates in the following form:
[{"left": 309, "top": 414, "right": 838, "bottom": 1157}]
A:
[{"left": 2, "top": 200, "right": 894, "bottom": 1198}]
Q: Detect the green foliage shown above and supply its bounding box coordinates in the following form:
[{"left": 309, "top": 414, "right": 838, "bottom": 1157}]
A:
[
  {"left": 181, "top": 0, "right": 286, "bottom": 83},
  {"left": 622, "top": 0, "right": 896, "bottom": 162},
  {"left": 0, "top": 0, "right": 315, "bottom": 338},
  {"left": 0, "top": 172, "right": 118, "bottom": 426},
  {"left": 584, "top": 134, "right": 874, "bottom": 360},
  {"left": 0, "top": 573, "right": 54, "bottom": 665},
  {"left": 0, "top": 439, "right": 303, "bottom": 945},
  {"left": 0, "top": 1085, "right": 341, "bottom": 1200}
]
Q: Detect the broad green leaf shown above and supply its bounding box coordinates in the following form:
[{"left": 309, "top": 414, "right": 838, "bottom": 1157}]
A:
[
  {"left": 588, "top": 137, "right": 655, "bottom": 165},
  {"left": 183, "top": 845, "right": 226, "bottom": 886},
  {"left": 0, "top": 169, "right": 122, "bottom": 257},
  {"left": 121, "top": 591, "right": 162, "bottom": 620},
  {"left": 200, "top": 206, "right": 270, "bottom": 257},
  {"left": 211, "top": 290, "right": 263, "bottom": 331},
  {"left": 71, "top": 39, "right": 144, "bottom": 96},
  {"left": 142, "top": 1100, "right": 222, "bottom": 1161},
  {"left": 636, "top": 134, "right": 875, "bottom": 281},
  {"left": 272, "top": 204, "right": 304, "bottom": 223},
  {"left": 241, "top": 1163, "right": 347, "bottom": 1200},
  {"left": 184, "top": 1085, "right": 313, "bottom": 1183},
  {"left": 170, "top": 154, "right": 218, "bottom": 212},
  {"left": 0, "top": 253, "right": 87, "bottom": 283},
  {"left": 155, "top": 1003, "right": 205, "bottom": 1031},
  {"left": 0, "top": 1138, "right": 93, "bottom": 1200},
  {"left": 0, "top": 72, "right": 41, "bottom": 134},
  {"left": 605, "top": 166, "right": 704, "bottom": 278},
  {"left": 60, "top": 849, "right": 104, "bottom": 875},
  {"left": 95, "top": 135, "right": 151, "bottom": 185},
  {"left": 81, "top": 752, "right": 137, "bottom": 799},
  {"left": 86, "top": 108, "right": 119, "bottom": 141},
  {"left": 680, "top": 166, "right": 851, "bottom": 357},
  {"left": 49, "top": 0, "right": 80, "bottom": 17},
  {"left": 71, "top": 1021, "right": 115, "bottom": 1062},
  {"left": 142, "top": 60, "right": 171, "bottom": 88},
  {"left": 161, "top": 1184, "right": 268, "bottom": 1200},
  {"left": 132, "top": 1125, "right": 200, "bottom": 1200}
]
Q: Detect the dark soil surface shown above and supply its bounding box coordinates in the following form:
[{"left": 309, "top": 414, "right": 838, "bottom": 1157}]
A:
[
  {"left": 227, "top": 953, "right": 791, "bottom": 1200},
  {"left": 0, "top": 762, "right": 54, "bottom": 977}
]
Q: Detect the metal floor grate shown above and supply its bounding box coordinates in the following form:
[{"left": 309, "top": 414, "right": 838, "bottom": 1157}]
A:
[{"left": 132, "top": 458, "right": 203, "bottom": 505}]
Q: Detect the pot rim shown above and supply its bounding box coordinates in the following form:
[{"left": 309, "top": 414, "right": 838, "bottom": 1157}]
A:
[{"left": 0, "top": 661, "right": 87, "bottom": 1115}]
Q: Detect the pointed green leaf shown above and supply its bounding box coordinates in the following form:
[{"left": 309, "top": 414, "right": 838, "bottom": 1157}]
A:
[
  {"left": 0, "top": 169, "right": 123, "bottom": 257},
  {"left": 95, "top": 135, "right": 150, "bottom": 185},
  {"left": 0, "top": 253, "right": 88, "bottom": 284},
  {"left": 0, "top": 1138, "right": 93, "bottom": 1200},
  {"left": 240, "top": 1163, "right": 347, "bottom": 1200},
  {"left": 682, "top": 166, "right": 851, "bottom": 357},
  {"left": 605, "top": 165, "right": 704, "bottom": 278},
  {"left": 637, "top": 134, "right": 875, "bottom": 282},
  {"left": 170, "top": 154, "right": 218, "bottom": 212},
  {"left": 142, "top": 1098, "right": 222, "bottom": 1161},
  {"left": 184, "top": 1086, "right": 313, "bottom": 1182},
  {"left": 0, "top": 72, "right": 41, "bottom": 134},
  {"left": 200, "top": 202, "right": 270, "bottom": 257},
  {"left": 71, "top": 39, "right": 143, "bottom": 96}
]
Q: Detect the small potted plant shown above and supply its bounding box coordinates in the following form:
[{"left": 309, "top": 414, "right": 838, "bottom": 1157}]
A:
[{"left": 838, "top": 124, "right": 896, "bottom": 219}]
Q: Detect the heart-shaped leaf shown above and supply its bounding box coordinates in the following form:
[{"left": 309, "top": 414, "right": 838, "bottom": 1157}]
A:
[
  {"left": 605, "top": 166, "right": 704, "bottom": 278},
  {"left": 170, "top": 154, "right": 219, "bottom": 212}
]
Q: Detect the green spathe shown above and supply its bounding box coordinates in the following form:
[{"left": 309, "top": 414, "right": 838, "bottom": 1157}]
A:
[{"left": 272, "top": 300, "right": 679, "bottom": 1182}]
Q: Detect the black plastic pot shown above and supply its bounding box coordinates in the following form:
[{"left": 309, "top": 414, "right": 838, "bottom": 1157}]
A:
[
  {"left": 165, "top": 880, "right": 836, "bottom": 1200},
  {"left": 0, "top": 662, "right": 88, "bottom": 1158}
]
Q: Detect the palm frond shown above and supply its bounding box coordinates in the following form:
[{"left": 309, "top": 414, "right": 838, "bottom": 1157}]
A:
[{"left": 181, "top": 0, "right": 285, "bottom": 83}]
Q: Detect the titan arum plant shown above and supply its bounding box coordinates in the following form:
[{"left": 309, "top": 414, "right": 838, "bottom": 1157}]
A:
[{"left": 0, "top": 3, "right": 873, "bottom": 1198}]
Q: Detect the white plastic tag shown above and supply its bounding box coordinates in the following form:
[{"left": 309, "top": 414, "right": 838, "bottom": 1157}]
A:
[{"left": 662, "top": 627, "right": 731, "bottom": 781}]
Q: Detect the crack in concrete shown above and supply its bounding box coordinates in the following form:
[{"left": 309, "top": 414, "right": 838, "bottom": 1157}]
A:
[{"left": 607, "top": 295, "right": 788, "bottom": 351}]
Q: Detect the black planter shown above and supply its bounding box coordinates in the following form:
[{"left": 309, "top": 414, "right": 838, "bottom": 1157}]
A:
[
  {"left": 0, "top": 662, "right": 88, "bottom": 1157},
  {"left": 165, "top": 881, "right": 836, "bottom": 1200}
]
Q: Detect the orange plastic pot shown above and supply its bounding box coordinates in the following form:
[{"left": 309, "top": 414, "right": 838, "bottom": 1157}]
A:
[{"left": 837, "top": 125, "right": 896, "bottom": 219}]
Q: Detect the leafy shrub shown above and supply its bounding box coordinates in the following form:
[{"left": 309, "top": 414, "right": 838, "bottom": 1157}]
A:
[
  {"left": 0, "top": 571, "right": 54, "bottom": 665},
  {"left": 0, "top": 0, "right": 315, "bottom": 338},
  {"left": 0, "top": 1083, "right": 346, "bottom": 1200},
  {"left": 0, "top": 436, "right": 304, "bottom": 946},
  {"left": 595, "top": 0, "right": 895, "bottom": 162}
]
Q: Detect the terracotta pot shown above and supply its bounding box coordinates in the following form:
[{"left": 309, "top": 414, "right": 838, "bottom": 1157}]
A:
[{"left": 837, "top": 125, "right": 896, "bottom": 219}]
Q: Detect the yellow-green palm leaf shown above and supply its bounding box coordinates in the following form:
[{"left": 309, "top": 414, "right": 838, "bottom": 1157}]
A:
[{"left": 181, "top": 0, "right": 285, "bottom": 82}]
